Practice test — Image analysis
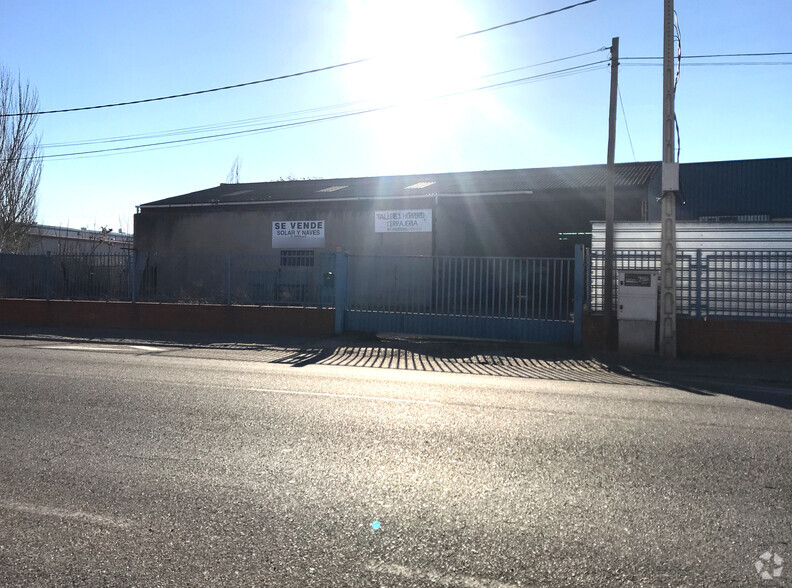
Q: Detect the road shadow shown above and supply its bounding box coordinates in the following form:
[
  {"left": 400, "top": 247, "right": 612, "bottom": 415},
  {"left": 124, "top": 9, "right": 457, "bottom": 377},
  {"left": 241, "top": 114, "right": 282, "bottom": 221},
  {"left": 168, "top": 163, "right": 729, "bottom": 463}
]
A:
[
  {"left": 595, "top": 354, "right": 792, "bottom": 410},
  {"left": 4, "top": 327, "right": 789, "bottom": 408},
  {"left": 273, "top": 336, "right": 792, "bottom": 409},
  {"left": 271, "top": 336, "right": 656, "bottom": 386}
]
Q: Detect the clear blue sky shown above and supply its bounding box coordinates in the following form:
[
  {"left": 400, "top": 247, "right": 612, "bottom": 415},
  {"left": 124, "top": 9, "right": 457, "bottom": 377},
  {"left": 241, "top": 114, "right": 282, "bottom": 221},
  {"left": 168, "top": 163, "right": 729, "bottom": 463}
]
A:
[{"left": 1, "top": 0, "right": 790, "bottom": 231}]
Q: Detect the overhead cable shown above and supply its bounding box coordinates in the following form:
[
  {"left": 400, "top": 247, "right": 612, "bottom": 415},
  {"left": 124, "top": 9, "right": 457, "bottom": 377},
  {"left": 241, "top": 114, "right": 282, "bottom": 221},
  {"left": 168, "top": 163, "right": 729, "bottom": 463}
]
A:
[
  {"left": 456, "top": 0, "right": 597, "bottom": 38},
  {"left": 621, "top": 51, "right": 792, "bottom": 60},
  {"left": 617, "top": 88, "right": 637, "bottom": 162},
  {"left": 28, "top": 60, "right": 608, "bottom": 161},
  {"left": 622, "top": 61, "right": 792, "bottom": 67},
  {"left": 1, "top": 0, "right": 600, "bottom": 118},
  {"left": 41, "top": 49, "right": 610, "bottom": 150},
  {"left": 480, "top": 47, "right": 608, "bottom": 79}
]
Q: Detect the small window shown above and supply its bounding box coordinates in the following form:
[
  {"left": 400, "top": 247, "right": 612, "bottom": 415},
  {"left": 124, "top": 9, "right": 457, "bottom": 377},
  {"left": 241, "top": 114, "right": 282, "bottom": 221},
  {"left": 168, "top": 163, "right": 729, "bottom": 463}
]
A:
[{"left": 280, "top": 250, "right": 315, "bottom": 267}]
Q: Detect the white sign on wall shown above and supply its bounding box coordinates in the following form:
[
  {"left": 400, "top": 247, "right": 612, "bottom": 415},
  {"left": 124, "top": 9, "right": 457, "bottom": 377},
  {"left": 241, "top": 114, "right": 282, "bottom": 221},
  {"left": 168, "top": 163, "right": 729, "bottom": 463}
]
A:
[
  {"left": 272, "top": 220, "right": 325, "bottom": 249},
  {"left": 375, "top": 209, "right": 432, "bottom": 233}
]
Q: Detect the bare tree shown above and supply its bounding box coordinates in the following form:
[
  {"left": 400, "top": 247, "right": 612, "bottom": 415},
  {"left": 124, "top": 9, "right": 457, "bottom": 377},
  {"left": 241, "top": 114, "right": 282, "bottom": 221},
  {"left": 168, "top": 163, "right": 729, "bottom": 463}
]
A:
[
  {"left": 226, "top": 156, "right": 241, "bottom": 184},
  {"left": 0, "top": 67, "right": 41, "bottom": 252}
]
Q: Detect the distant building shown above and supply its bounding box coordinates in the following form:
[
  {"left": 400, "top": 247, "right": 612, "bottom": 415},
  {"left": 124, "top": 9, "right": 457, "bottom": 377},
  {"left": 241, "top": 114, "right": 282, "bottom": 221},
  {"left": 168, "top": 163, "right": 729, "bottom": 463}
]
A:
[{"left": 24, "top": 224, "right": 133, "bottom": 255}]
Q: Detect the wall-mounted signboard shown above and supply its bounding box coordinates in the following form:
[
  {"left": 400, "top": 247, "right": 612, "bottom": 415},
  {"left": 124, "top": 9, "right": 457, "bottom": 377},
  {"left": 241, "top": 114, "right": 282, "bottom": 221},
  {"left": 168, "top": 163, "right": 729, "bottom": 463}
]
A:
[
  {"left": 272, "top": 220, "right": 325, "bottom": 249},
  {"left": 374, "top": 209, "right": 432, "bottom": 233}
]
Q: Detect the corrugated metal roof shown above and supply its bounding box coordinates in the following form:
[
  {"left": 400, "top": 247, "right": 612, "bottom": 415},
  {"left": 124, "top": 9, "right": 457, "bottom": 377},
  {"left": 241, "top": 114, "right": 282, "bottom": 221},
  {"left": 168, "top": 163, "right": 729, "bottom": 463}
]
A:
[
  {"left": 140, "top": 162, "right": 661, "bottom": 209},
  {"left": 679, "top": 157, "right": 792, "bottom": 220}
]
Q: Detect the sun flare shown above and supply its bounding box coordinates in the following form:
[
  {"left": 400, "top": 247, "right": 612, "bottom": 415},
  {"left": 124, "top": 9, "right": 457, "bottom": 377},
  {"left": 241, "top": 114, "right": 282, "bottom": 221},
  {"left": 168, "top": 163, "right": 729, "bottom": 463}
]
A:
[
  {"left": 346, "top": 1, "right": 484, "bottom": 102},
  {"left": 344, "top": 0, "right": 490, "bottom": 169}
]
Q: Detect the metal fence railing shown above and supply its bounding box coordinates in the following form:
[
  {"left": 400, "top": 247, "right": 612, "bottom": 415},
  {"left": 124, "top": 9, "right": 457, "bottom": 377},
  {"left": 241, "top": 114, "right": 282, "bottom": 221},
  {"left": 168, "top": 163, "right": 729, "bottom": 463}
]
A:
[
  {"left": 589, "top": 249, "right": 792, "bottom": 321},
  {"left": 348, "top": 254, "right": 575, "bottom": 321},
  {"left": 3, "top": 249, "right": 791, "bottom": 322},
  {"left": 589, "top": 250, "right": 695, "bottom": 315},
  {"left": 705, "top": 251, "right": 792, "bottom": 320},
  {"left": 0, "top": 252, "right": 336, "bottom": 308},
  {"left": 134, "top": 252, "right": 334, "bottom": 306},
  {"left": 0, "top": 252, "right": 130, "bottom": 301}
]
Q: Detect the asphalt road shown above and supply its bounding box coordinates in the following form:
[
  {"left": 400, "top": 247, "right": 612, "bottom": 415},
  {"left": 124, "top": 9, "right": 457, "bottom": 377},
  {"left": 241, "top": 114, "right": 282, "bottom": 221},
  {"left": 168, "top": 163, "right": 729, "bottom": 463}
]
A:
[{"left": 0, "top": 337, "right": 790, "bottom": 586}]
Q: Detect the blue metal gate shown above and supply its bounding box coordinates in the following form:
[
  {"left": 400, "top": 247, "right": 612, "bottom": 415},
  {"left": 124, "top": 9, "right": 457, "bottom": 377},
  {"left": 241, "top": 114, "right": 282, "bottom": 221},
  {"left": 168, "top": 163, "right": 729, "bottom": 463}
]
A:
[{"left": 341, "top": 247, "right": 583, "bottom": 343}]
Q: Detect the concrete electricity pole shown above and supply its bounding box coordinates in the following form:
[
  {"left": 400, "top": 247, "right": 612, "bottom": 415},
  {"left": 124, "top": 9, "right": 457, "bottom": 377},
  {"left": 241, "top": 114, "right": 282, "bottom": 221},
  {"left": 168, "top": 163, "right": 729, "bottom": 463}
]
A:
[
  {"left": 660, "top": 0, "right": 678, "bottom": 357},
  {"left": 603, "top": 37, "right": 619, "bottom": 351}
]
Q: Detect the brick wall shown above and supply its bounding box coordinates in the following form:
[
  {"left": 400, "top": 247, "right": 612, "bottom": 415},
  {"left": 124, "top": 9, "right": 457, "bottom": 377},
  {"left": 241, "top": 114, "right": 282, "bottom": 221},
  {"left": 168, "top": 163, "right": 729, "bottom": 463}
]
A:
[
  {"left": 0, "top": 299, "right": 334, "bottom": 337},
  {"left": 583, "top": 313, "right": 792, "bottom": 361},
  {"left": 677, "top": 317, "right": 792, "bottom": 361}
]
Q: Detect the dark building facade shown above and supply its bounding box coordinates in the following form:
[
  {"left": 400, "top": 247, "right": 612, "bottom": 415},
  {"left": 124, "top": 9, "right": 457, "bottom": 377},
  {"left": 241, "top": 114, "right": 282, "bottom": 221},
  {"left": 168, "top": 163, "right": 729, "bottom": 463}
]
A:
[
  {"left": 648, "top": 156, "right": 792, "bottom": 222},
  {"left": 135, "top": 162, "right": 661, "bottom": 259}
]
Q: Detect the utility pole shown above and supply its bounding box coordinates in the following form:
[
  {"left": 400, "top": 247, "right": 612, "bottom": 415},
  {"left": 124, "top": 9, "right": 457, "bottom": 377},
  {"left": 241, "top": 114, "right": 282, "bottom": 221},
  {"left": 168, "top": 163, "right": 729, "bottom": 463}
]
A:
[
  {"left": 660, "top": 0, "right": 678, "bottom": 357},
  {"left": 603, "top": 36, "right": 618, "bottom": 351}
]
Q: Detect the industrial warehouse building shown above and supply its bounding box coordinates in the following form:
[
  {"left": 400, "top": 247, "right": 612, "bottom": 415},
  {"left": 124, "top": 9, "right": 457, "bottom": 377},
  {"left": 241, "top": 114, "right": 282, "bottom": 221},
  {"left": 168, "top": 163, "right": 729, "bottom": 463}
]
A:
[
  {"left": 0, "top": 158, "right": 786, "bottom": 354},
  {"left": 133, "top": 162, "right": 665, "bottom": 334},
  {"left": 134, "top": 162, "right": 662, "bottom": 260},
  {"left": 131, "top": 156, "right": 792, "bottom": 348},
  {"left": 134, "top": 156, "right": 792, "bottom": 260}
]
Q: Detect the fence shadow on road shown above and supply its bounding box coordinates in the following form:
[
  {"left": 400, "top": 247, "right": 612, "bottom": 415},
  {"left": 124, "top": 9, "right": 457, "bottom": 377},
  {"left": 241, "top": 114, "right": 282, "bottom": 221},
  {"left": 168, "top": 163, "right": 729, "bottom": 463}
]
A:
[
  {"left": 273, "top": 338, "right": 792, "bottom": 409},
  {"left": 271, "top": 338, "right": 657, "bottom": 386},
  {"left": 6, "top": 328, "right": 787, "bottom": 408}
]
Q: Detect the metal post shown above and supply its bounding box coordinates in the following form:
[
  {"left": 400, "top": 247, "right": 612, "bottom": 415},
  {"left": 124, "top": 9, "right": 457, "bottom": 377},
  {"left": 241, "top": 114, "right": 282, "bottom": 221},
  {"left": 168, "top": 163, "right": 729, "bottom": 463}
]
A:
[
  {"left": 574, "top": 244, "right": 584, "bottom": 346},
  {"left": 45, "top": 251, "right": 51, "bottom": 301},
  {"left": 129, "top": 249, "right": 137, "bottom": 303},
  {"left": 603, "top": 37, "right": 619, "bottom": 351},
  {"left": 660, "top": 0, "right": 678, "bottom": 357},
  {"left": 333, "top": 251, "right": 348, "bottom": 335},
  {"left": 226, "top": 253, "right": 232, "bottom": 305}
]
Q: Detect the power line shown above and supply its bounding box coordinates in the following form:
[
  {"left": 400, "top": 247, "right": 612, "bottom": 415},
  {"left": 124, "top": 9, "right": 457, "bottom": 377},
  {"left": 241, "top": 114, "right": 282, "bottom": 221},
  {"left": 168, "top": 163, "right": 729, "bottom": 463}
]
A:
[
  {"left": 622, "top": 61, "right": 792, "bottom": 67},
  {"left": 42, "top": 61, "right": 609, "bottom": 161},
  {"left": 457, "top": 0, "right": 596, "bottom": 38},
  {"left": 2, "top": 58, "right": 369, "bottom": 118},
  {"left": 41, "top": 49, "right": 610, "bottom": 151},
  {"left": 29, "top": 60, "right": 608, "bottom": 162},
  {"left": 621, "top": 51, "right": 792, "bottom": 60},
  {"left": 480, "top": 47, "right": 608, "bottom": 79},
  {"left": 617, "top": 88, "right": 637, "bottom": 162},
  {"left": 2, "top": 0, "right": 599, "bottom": 119},
  {"left": 39, "top": 100, "right": 369, "bottom": 148}
]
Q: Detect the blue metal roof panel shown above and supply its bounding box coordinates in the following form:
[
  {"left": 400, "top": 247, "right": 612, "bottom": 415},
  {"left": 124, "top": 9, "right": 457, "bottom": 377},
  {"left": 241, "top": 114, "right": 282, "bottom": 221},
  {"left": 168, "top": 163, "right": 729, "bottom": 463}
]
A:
[{"left": 679, "top": 157, "right": 792, "bottom": 220}]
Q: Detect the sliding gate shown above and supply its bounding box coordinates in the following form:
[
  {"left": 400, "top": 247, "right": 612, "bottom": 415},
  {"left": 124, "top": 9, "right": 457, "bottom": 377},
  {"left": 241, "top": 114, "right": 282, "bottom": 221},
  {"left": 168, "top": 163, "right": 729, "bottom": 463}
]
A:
[{"left": 344, "top": 250, "right": 582, "bottom": 343}]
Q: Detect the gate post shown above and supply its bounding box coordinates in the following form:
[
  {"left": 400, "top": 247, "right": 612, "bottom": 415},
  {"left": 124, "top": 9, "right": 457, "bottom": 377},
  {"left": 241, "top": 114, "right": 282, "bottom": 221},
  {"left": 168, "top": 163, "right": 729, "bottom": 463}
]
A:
[
  {"left": 45, "top": 251, "right": 51, "bottom": 301},
  {"left": 129, "top": 249, "right": 137, "bottom": 303},
  {"left": 333, "top": 251, "right": 348, "bottom": 335},
  {"left": 573, "top": 244, "right": 584, "bottom": 346}
]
